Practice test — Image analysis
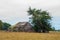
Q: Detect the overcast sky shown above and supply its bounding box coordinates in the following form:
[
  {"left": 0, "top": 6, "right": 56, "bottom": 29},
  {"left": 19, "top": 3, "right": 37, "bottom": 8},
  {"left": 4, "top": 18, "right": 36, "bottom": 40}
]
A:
[{"left": 0, "top": 0, "right": 60, "bottom": 30}]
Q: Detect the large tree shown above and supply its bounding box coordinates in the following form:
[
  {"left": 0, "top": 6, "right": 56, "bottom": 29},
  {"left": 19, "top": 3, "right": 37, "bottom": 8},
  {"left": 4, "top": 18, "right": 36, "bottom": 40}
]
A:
[{"left": 27, "top": 7, "right": 52, "bottom": 33}]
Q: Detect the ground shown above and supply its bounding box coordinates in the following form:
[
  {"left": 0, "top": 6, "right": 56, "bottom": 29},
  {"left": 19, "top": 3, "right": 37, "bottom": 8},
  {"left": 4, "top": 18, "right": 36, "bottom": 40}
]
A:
[{"left": 0, "top": 31, "right": 60, "bottom": 40}]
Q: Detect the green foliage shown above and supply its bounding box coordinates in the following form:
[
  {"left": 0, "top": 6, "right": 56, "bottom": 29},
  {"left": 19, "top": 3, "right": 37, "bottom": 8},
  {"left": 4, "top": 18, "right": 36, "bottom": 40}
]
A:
[
  {"left": 27, "top": 7, "right": 52, "bottom": 33},
  {"left": 3, "top": 22, "right": 11, "bottom": 30},
  {"left": 51, "top": 27, "right": 55, "bottom": 31},
  {"left": 0, "top": 20, "right": 4, "bottom": 30},
  {"left": 0, "top": 20, "right": 11, "bottom": 30}
]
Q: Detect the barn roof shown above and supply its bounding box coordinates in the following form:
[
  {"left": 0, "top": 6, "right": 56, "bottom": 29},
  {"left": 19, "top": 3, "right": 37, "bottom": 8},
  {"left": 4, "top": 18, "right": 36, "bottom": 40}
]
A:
[{"left": 16, "top": 22, "right": 28, "bottom": 26}]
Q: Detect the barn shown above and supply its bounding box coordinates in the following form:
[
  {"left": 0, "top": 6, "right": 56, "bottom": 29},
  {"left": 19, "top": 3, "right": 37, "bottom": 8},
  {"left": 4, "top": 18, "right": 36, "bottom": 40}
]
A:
[{"left": 12, "top": 22, "right": 34, "bottom": 32}]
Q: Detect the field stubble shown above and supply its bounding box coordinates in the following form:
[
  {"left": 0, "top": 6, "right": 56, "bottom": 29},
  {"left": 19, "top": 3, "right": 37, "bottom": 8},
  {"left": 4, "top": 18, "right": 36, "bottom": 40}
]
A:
[{"left": 0, "top": 31, "right": 60, "bottom": 40}]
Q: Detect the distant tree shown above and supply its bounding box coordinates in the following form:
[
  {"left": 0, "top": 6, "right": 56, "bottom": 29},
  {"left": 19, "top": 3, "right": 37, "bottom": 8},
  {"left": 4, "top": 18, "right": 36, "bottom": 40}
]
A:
[
  {"left": 27, "top": 7, "right": 52, "bottom": 33},
  {"left": 51, "top": 27, "right": 55, "bottom": 31},
  {"left": 0, "top": 20, "right": 3, "bottom": 30},
  {"left": 3, "top": 22, "right": 11, "bottom": 30},
  {"left": 0, "top": 20, "right": 11, "bottom": 30}
]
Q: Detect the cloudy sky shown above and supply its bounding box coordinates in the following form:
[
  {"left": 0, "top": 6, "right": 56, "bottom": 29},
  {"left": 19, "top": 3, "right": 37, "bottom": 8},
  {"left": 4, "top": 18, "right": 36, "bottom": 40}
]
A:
[{"left": 0, "top": 0, "right": 60, "bottom": 30}]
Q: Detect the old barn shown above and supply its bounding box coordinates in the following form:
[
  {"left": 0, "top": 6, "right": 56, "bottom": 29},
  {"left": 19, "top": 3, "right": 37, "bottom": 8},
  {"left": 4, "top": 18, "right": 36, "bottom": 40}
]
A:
[{"left": 12, "top": 22, "right": 34, "bottom": 32}]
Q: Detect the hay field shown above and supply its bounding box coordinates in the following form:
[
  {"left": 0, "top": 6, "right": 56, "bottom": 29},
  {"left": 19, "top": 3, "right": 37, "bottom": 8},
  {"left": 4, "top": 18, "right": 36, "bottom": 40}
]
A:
[{"left": 0, "top": 31, "right": 60, "bottom": 40}]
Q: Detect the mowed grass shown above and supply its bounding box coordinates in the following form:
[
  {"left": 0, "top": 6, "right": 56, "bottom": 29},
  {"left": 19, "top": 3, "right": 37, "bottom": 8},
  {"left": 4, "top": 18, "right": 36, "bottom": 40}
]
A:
[{"left": 0, "top": 31, "right": 60, "bottom": 40}]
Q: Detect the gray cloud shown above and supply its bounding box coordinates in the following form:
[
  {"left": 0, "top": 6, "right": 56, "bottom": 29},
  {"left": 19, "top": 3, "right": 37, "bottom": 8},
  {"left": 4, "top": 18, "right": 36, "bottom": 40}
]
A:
[{"left": 0, "top": 0, "right": 60, "bottom": 25}]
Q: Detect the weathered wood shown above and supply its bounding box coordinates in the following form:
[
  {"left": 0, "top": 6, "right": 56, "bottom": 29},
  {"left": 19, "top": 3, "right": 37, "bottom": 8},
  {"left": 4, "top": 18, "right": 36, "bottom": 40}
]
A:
[{"left": 12, "top": 22, "right": 34, "bottom": 32}]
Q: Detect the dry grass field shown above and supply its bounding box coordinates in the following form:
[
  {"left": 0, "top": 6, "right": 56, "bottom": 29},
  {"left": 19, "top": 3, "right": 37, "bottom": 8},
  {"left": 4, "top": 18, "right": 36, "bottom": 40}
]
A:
[{"left": 0, "top": 31, "right": 60, "bottom": 40}]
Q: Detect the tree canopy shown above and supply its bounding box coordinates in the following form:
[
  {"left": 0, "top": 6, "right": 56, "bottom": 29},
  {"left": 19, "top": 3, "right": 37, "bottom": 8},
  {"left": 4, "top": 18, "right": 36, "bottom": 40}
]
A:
[{"left": 27, "top": 7, "right": 52, "bottom": 33}]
